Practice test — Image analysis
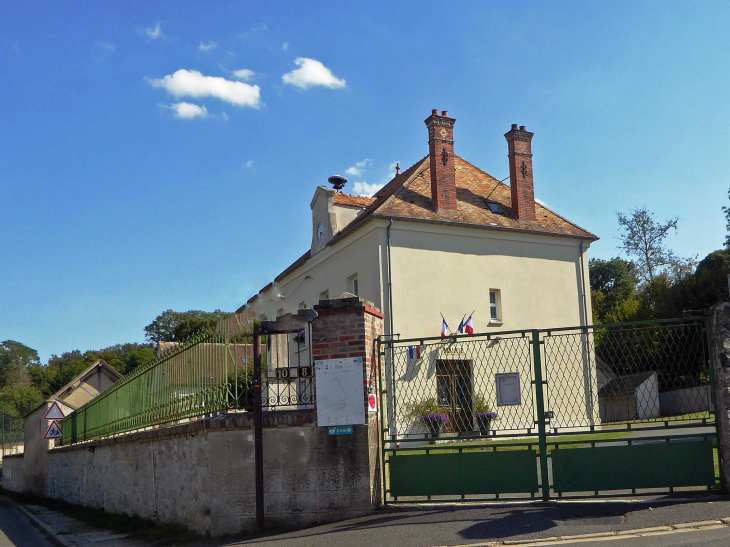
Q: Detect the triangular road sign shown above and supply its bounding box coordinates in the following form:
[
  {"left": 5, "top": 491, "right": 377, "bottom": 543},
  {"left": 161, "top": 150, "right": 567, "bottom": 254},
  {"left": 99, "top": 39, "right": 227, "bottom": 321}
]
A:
[
  {"left": 43, "top": 401, "right": 65, "bottom": 420},
  {"left": 44, "top": 420, "right": 63, "bottom": 440}
]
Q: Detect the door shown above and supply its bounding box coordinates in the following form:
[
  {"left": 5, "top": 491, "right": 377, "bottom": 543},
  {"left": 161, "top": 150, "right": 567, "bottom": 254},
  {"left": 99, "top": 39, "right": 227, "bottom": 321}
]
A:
[{"left": 436, "top": 360, "right": 473, "bottom": 432}]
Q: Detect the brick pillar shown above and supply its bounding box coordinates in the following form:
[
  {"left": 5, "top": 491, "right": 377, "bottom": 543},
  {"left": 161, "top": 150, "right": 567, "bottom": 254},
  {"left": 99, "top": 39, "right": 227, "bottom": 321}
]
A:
[
  {"left": 312, "top": 296, "right": 385, "bottom": 508},
  {"left": 312, "top": 296, "right": 384, "bottom": 418},
  {"left": 710, "top": 302, "right": 730, "bottom": 493}
]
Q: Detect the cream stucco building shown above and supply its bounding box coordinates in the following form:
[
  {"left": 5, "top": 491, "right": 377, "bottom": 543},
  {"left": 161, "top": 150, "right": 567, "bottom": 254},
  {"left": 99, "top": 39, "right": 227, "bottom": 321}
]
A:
[{"left": 240, "top": 110, "right": 599, "bottom": 434}]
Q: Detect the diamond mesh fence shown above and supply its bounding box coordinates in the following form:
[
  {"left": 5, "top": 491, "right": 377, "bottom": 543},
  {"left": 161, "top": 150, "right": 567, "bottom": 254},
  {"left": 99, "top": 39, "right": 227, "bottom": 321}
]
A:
[
  {"left": 380, "top": 318, "right": 712, "bottom": 443},
  {"left": 383, "top": 331, "right": 537, "bottom": 442},
  {"left": 544, "top": 318, "right": 711, "bottom": 430}
]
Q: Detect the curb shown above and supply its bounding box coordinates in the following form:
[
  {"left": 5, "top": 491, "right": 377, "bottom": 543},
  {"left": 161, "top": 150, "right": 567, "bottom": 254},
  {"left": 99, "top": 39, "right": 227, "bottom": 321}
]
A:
[
  {"left": 13, "top": 502, "right": 72, "bottom": 547},
  {"left": 440, "top": 517, "right": 730, "bottom": 546}
]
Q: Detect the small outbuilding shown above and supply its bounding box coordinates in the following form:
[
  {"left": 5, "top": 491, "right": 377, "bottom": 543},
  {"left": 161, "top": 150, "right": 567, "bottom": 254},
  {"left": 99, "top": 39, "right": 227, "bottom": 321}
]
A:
[{"left": 598, "top": 371, "right": 660, "bottom": 423}]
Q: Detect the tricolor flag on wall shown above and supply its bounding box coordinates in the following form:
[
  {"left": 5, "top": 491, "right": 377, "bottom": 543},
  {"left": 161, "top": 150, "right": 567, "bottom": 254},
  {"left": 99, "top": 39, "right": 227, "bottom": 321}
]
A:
[
  {"left": 441, "top": 317, "right": 450, "bottom": 338},
  {"left": 408, "top": 346, "right": 421, "bottom": 359},
  {"left": 464, "top": 315, "right": 474, "bottom": 335}
]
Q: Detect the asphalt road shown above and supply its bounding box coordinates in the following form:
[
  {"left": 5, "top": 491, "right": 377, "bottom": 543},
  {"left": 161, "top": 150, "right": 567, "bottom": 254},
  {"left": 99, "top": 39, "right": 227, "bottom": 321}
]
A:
[
  {"left": 0, "top": 496, "right": 54, "bottom": 547},
  {"left": 206, "top": 496, "right": 730, "bottom": 547}
]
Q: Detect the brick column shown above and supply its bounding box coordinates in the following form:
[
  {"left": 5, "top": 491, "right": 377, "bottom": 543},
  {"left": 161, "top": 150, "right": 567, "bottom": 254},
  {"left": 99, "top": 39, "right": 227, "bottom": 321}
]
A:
[
  {"left": 710, "top": 302, "right": 730, "bottom": 493},
  {"left": 312, "top": 296, "right": 385, "bottom": 417},
  {"left": 311, "top": 296, "right": 385, "bottom": 508}
]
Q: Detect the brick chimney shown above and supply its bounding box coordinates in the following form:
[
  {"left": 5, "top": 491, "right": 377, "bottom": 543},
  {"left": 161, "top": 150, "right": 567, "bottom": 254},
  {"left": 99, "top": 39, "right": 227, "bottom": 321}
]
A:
[
  {"left": 505, "top": 124, "right": 536, "bottom": 221},
  {"left": 425, "top": 109, "right": 457, "bottom": 211}
]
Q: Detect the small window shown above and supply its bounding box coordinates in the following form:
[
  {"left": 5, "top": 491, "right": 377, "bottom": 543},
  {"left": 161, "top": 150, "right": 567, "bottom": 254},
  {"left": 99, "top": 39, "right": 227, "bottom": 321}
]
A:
[
  {"left": 496, "top": 373, "right": 521, "bottom": 406},
  {"left": 485, "top": 200, "right": 505, "bottom": 215},
  {"left": 320, "top": 290, "right": 329, "bottom": 301},
  {"left": 489, "top": 289, "right": 502, "bottom": 322},
  {"left": 347, "top": 274, "right": 359, "bottom": 296}
]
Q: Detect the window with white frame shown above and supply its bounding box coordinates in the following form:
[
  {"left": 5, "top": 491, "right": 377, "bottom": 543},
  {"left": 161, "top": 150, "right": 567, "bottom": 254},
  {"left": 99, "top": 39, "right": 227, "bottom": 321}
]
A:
[
  {"left": 348, "top": 274, "right": 359, "bottom": 296},
  {"left": 489, "top": 289, "right": 502, "bottom": 323}
]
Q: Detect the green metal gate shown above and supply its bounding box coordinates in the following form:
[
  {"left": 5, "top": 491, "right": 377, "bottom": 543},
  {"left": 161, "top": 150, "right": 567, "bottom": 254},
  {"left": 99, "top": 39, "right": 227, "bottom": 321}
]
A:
[{"left": 378, "top": 317, "right": 719, "bottom": 503}]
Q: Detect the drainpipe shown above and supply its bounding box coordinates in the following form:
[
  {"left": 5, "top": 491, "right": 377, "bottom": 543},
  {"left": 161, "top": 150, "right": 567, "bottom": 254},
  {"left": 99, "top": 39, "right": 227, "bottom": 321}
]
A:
[
  {"left": 579, "top": 239, "right": 589, "bottom": 326},
  {"left": 386, "top": 219, "right": 395, "bottom": 337}
]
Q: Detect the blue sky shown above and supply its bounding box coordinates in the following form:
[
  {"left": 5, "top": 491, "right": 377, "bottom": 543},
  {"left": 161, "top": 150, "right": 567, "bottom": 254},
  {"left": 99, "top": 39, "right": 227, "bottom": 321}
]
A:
[{"left": 2, "top": 1, "right": 730, "bottom": 362}]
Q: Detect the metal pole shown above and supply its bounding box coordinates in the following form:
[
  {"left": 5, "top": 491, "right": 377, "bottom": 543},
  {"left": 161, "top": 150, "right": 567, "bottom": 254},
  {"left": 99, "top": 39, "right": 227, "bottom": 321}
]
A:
[
  {"left": 2, "top": 405, "right": 5, "bottom": 458},
  {"left": 532, "top": 330, "right": 550, "bottom": 501},
  {"left": 253, "top": 324, "right": 265, "bottom": 532}
]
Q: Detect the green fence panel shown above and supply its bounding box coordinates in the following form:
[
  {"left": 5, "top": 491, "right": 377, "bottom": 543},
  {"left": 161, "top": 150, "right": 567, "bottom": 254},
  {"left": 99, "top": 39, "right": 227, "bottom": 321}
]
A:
[
  {"left": 551, "top": 440, "right": 715, "bottom": 493},
  {"left": 389, "top": 450, "right": 539, "bottom": 497}
]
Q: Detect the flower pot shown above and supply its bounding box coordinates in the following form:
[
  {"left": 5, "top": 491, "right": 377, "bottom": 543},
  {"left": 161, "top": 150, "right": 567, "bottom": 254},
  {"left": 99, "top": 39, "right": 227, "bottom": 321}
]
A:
[
  {"left": 425, "top": 419, "right": 443, "bottom": 439},
  {"left": 476, "top": 415, "right": 492, "bottom": 436}
]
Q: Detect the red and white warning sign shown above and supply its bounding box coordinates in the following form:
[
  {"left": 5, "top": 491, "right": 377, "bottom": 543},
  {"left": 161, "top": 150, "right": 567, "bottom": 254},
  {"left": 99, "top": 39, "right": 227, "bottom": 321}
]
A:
[
  {"left": 368, "top": 393, "right": 377, "bottom": 413},
  {"left": 44, "top": 420, "right": 63, "bottom": 440},
  {"left": 43, "top": 401, "right": 65, "bottom": 421}
]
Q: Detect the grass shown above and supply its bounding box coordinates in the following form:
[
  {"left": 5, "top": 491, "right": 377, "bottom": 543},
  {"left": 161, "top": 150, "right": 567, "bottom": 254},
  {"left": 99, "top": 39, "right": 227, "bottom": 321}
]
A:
[
  {"left": 390, "top": 431, "right": 630, "bottom": 455},
  {"left": 0, "top": 489, "right": 201, "bottom": 545}
]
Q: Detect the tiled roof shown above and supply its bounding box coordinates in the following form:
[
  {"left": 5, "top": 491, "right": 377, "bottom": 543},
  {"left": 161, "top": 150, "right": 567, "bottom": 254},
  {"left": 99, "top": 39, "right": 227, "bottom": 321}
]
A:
[
  {"left": 334, "top": 194, "right": 375, "bottom": 208},
  {"left": 368, "top": 155, "right": 596, "bottom": 239},
  {"left": 247, "top": 153, "right": 596, "bottom": 299}
]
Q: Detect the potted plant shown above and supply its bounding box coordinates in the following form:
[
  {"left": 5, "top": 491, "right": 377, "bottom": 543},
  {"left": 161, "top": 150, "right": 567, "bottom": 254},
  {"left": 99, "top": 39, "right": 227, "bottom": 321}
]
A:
[
  {"left": 473, "top": 394, "right": 497, "bottom": 436},
  {"left": 408, "top": 397, "right": 448, "bottom": 439}
]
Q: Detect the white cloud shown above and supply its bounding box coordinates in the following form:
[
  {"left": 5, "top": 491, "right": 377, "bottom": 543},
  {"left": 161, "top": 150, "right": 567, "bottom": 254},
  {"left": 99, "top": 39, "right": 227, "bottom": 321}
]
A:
[
  {"left": 160, "top": 102, "right": 209, "bottom": 119},
  {"left": 281, "top": 42, "right": 289, "bottom": 51},
  {"left": 345, "top": 159, "right": 373, "bottom": 177},
  {"left": 352, "top": 182, "right": 383, "bottom": 197},
  {"left": 199, "top": 41, "right": 218, "bottom": 52},
  {"left": 142, "top": 23, "right": 162, "bottom": 40},
  {"left": 240, "top": 23, "right": 268, "bottom": 39},
  {"left": 246, "top": 160, "right": 255, "bottom": 168},
  {"left": 232, "top": 68, "right": 256, "bottom": 82},
  {"left": 282, "top": 58, "right": 346, "bottom": 89},
  {"left": 101, "top": 41, "right": 115, "bottom": 51},
  {"left": 148, "top": 69, "right": 262, "bottom": 108}
]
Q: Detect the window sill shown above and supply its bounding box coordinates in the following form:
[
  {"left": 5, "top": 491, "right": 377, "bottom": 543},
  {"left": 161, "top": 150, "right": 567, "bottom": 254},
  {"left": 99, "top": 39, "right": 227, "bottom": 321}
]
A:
[{"left": 488, "top": 320, "right": 503, "bottom": 327}]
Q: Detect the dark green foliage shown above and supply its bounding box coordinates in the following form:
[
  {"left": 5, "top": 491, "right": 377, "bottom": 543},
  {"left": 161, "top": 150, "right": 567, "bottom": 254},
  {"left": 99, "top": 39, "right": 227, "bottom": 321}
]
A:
[
  {"left": 144, "top": 309, "right": 232, "bottom": 343},
  {"left": 0, "top": 340, "right": 39, "bottom": 389}
]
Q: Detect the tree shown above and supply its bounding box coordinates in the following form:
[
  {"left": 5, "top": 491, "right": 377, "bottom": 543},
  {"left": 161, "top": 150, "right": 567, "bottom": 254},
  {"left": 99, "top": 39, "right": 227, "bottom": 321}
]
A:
[
  {"left": 144, "top": 309, "right": 231, "bottom": 343},
  {"left": 722, "top": 189, "right": 730, "bottom": 247},
  {"left": 0, "top": 383, "right": 44, "bottom": 418},
  {"left": 0, "top": 340, "right": 40, "bottom": 389},
  {"left": 589, "top": 257, "right": 639, "bottom": 323}
]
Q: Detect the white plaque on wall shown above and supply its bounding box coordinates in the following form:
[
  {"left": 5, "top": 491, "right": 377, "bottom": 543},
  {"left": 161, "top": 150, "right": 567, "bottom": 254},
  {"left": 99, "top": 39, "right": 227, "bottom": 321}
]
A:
[{"left": 315, "top": 357, "right": 366, "bottom": 427}]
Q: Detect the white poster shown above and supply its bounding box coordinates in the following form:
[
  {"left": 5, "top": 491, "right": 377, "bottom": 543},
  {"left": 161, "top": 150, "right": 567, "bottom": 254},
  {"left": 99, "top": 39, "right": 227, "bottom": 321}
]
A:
[{"left": 315, "top": 357, "right": 366, "bottom": 427}]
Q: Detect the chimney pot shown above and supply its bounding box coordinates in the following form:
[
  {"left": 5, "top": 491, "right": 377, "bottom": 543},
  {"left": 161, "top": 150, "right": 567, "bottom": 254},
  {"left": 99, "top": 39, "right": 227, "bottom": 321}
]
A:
[
  {"left": 511, "top": 124, "right": 518, "bottom": 130},
  {"left": 441, "top": 110, "right": 449, "bottom": 117},
  {"left": 519, "top": 125, "right": 526, "bottom": 131},
  {"left": 432, "top": 109, "right": 439, "bottom": 115}
]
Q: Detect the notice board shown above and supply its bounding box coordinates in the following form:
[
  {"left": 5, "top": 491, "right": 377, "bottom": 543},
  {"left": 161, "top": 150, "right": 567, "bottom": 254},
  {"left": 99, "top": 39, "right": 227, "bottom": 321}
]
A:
[{"left": 315, "top": 357, "right": 366, "bottom": 427}]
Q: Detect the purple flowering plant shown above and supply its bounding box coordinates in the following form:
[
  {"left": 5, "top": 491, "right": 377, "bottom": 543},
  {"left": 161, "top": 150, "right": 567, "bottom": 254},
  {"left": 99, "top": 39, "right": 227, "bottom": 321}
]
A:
[{"left": 424, "top": 413, "right": 449, "bottom": 424}]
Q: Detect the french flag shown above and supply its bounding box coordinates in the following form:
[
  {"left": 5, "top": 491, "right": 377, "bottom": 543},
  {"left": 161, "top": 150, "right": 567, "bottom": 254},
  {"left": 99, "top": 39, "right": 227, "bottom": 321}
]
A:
[
  {"left": 464, "top": 315, "right": 474, "bottom": 335},
  {"left": 441, "top": 317, "right": 450, "bottom": 338}
]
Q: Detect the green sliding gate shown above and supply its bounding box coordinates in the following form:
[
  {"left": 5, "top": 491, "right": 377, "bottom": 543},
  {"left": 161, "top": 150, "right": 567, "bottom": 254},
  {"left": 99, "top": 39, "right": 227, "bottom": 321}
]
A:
[{"left": 378, "top": 318, "right": 719, "bottom": 502}]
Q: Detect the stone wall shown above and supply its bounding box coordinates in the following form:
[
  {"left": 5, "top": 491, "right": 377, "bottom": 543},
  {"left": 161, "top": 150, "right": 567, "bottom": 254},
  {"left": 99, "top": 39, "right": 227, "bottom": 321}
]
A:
[
  {"left": 1, "top": 453, "right": 25, "bottom": 493},
  {"left": 45, "top": 410, "right": 379, "bottom": 537}
]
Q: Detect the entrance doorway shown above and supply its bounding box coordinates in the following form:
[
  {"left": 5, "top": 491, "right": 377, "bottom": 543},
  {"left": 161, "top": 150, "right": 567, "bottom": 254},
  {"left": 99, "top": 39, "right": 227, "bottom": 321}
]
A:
[{"left": 436, "top": 360, "right": 473, "bottom": 432}]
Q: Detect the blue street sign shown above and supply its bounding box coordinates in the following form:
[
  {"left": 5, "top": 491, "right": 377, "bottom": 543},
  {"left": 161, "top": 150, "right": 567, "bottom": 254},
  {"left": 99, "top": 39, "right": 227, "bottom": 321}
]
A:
[{"left": 328, "top": 425, "right": 353, "bottom": 436}]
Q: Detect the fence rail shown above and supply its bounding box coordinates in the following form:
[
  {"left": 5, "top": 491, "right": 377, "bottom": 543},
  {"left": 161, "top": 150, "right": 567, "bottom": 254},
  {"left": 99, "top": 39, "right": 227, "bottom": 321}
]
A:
[{"left": 60, "top": 314, "right": 314, "bottom": 445}]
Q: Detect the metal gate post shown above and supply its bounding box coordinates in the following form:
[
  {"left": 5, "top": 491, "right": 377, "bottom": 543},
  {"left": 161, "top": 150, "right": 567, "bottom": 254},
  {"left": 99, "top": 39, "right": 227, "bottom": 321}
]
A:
[
  {"left": 531, "top": 330, "right": 550, "bottom": 501},
  {"left": 253, "top": 324, "right": 265, "bottom": 531},
  {"left": 377, "top": 337, "right": 388, "bottom": 504},
  {"left": 705, "top": 317, "right": 726, "bottom": 493}
]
